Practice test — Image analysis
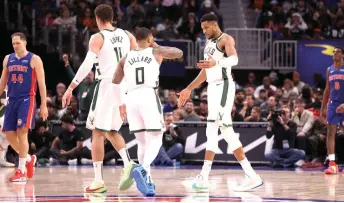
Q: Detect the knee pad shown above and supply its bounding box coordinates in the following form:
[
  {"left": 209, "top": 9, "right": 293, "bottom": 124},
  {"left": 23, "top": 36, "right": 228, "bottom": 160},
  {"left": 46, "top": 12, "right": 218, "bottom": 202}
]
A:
[
  {"left": 206, "top": 122, "right": 219, "bottom": 152},
  {"left": 220, "top": 126, "right": 242, "bottom": 152}
]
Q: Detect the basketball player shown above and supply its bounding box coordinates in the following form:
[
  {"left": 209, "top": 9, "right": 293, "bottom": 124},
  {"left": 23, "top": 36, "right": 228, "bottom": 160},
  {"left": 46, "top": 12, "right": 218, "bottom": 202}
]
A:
[
  {"left": 178, "top": 13, "right": 263, "bottom": 192},
  {"left": 0, "top": 90, "right": 15, "bottom": 167},
  {"left": 62, "top": 4, "right": 137, "bottom": 193},
  {"left": 320, "top": 47, "right": 344, "bottom": 174},
  {"left": 0, "top": 32, "right": 48, "bottom": 181},
  {"left": 112, "top": 27, "right": 183, "bottom": 196}
]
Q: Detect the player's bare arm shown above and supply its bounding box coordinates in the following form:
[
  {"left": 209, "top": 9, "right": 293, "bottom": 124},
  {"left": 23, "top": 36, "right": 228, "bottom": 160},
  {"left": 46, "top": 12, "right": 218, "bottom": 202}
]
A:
[
  {"left": 32, "top": 54, "right": 48, "bottom": 121},
  {"left": 112, "top": 55, "right": 127, "bottom": 121},
  {"left": 0, "top": 55, "right": 9, "bottom": 97},
  {"left": 178, "top": 69, "right": 207, "bottom": 107},
  {"left": 198, "top": 35, "right": 238, "bottom": 69},
  {"left": 153, "top": 46, "right": 183, "bottom": 63},
  {"left": 126, "top": 30, "right": 138, "bottom": 50},
  {"left": 62, "top": 33, "right": 103, "bottom": 108},
  {"left": 320, "top": 68, "right": 330, "bottom": 119}
]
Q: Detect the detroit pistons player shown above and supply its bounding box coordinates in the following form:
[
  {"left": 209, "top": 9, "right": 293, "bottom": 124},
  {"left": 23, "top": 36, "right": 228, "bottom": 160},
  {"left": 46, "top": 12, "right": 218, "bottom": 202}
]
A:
[
  {"left": 1, "top": 32, "right": 48, "bottom": 181},
  {"left": 178, "top": 13, "right": 263, "bottom": 192}
]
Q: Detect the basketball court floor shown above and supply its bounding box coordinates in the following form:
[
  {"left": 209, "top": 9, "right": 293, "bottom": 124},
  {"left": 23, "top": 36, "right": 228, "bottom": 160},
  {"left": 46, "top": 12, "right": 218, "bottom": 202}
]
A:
[{"left": 0, "top": 166, "right": 342, "bottom": 202}]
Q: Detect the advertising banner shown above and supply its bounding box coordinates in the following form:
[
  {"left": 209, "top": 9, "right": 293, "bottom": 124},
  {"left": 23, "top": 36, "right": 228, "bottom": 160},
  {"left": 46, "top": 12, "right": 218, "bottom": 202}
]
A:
[{"left": 50, "top": 122, "right": 269, "bottom": 163}]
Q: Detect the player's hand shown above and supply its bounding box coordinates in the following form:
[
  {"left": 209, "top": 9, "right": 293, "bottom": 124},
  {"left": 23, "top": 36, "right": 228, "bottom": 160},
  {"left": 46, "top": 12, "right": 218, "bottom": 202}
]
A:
[
  {"left": 62, "top": 89, "right": 73, "bottom": 108},
  {"left": 177, "top": 88, "right": 191, "bottom": 107},
  {"left": 40, "top": 105, "right": 48, "bottom": 121},
  {"left": 60, "top": 150, "right": 67, "bottom": 155},
  {"left": 336, "top": 104, "right": 344, "bottom": 113},
  {"left": 119, "top": 104, "right": 127, "bottom": 121},
  {"left": 197, "top": 54, "right": 216, "bottom": 69}
]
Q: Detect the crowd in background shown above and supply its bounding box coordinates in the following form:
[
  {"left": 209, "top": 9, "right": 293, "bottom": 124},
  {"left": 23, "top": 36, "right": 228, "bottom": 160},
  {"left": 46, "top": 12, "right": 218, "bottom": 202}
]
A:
[{"left": 253, "top": 0, "right": 344, "bottom": 40}]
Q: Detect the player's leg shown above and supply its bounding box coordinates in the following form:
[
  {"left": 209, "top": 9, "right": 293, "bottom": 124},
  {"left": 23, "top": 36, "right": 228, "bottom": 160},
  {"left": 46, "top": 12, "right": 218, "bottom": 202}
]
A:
[
  {"left": 84, "top": 81, "right": 107, "bottom": 193},
  {"left": 131, "top": 90, "right": 163, "bottom": 196},
  {"left": 0, "top": 113, "right": 14, "bottom": 167},
  {"left": 220, "top": 80, "right": 262, "bottom": 192},
  {"left": 325, "top": 102, "right": 339, "bottom": 174}
]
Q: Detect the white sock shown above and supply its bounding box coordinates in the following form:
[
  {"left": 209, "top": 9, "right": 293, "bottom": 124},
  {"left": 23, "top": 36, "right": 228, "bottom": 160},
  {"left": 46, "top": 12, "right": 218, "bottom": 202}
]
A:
[
  {"left": 142, "top": 131, "right": 163, "bottom": 170},
  {"left": 329, "top": 154, "right": 335, "bottom": 161},
  {"left": 18, "top": 158, "right": 26, "bottom": 173},
  {"left": 26, "top": 154, "right": 31, "bottom": 162},
  {"left": 93, "top": 161, "right": 103, "bottom": 182},
  {"left": 118, "top": 148, "right": 130, "bottom": 167},
  {"left": 239, "top": 158, "right": 257, "bottom": 178},
  {"left": 200, "top": 160, "right": 212, "bottom": 179}
]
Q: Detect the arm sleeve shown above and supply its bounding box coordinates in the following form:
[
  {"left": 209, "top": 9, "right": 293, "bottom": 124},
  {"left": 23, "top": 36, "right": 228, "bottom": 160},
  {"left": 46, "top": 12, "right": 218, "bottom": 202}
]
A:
[{"left": 72, "top": 51, "right": 97, "bottom": 85}]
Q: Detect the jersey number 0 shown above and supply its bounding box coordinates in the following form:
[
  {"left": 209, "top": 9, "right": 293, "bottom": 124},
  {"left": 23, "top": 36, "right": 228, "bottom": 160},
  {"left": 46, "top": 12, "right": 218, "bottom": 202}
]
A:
[{"left": 136, "top": 67, "right": 144, "bottom": 85}]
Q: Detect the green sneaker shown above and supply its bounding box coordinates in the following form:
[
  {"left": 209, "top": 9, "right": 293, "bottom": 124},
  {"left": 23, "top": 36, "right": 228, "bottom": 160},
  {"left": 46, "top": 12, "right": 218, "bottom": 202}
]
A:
[{"left": 118, "top": 160, "right": 138, "bottom": 191}]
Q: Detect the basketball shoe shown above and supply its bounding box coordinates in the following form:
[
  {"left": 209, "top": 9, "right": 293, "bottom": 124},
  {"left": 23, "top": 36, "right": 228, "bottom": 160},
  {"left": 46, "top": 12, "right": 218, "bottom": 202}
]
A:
[
  {"left": 26, "top": 155, "right": 37, "bottom": 179},
  {"left": 0, "top": 150, "right": 14, "bottom": 167},
  {"left": 233, "top": 174, "right": 263, "bottom": 192},
  {"left": 132, "top": 165, "right": 156, "bottom": 196},
  {"left": 9, "top": 169, "right": 26, "bottom": 182},
  {"left": 191, "top": 174, "right": 209, "bottom": 192},
  {"left": 84, "top": 180, "right": 107, "bottom": 193},
  {"left": 325, "top": 161, "right": 338, "bottom": 174},
  {"left": 118, "top": 160, "right": 138, "bottom": 191}
]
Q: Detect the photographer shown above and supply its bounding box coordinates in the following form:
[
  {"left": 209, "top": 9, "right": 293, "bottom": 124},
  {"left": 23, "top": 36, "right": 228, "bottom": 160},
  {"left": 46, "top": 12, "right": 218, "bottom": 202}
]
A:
[
  {"left": 153, "top": 113, "right": 185, "bottom": 166},
  {"left": 265, "top": 105, "right": 305, "bottom": 168}
]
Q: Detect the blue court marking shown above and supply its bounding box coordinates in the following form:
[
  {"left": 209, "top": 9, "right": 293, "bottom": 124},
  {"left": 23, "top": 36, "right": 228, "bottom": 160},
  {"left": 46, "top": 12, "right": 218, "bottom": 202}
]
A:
[{"left": 0, "top": 194, "right": 341, "bottom": 202}]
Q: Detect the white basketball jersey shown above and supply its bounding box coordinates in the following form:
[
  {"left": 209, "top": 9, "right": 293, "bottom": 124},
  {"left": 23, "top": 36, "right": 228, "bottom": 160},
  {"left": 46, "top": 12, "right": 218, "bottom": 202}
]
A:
[
  {"left": 95, "top": 28, "right": 131, "bottom": 80},
  {"left": 124, "top": 48, "right": 160, "bottom": 92},
  {"left": 203, "top": 33, "right": 233, "bottom": 82}
]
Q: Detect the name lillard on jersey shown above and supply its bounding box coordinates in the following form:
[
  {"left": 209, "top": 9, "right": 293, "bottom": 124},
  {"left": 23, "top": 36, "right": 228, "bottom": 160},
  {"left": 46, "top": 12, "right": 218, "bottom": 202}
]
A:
[{"left": 127, "top": 56, "right": 152, "bottom": 65}]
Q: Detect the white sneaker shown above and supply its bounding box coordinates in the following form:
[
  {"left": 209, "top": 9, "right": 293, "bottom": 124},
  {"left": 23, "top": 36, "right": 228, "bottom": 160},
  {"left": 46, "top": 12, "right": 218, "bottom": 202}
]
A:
[
  {"left": 68, "top": 159, "right": 77, "bottom": 165},
  {"left": 191, "top": 174, "right": 209, "bottom": 192},
  {"left": 81, "top": 158, "right": 93, "bottom": 165},
  {"left": 233, "top": 174, "right": 263, "bottom": 192}
]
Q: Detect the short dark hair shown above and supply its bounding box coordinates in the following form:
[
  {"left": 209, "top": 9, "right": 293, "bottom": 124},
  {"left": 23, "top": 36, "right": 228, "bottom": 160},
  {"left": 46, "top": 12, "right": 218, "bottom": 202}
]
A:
[
  {"left": 200, "top": 13, "right": 218, "bottom": 23},
  {"left": 295, "top": 98, "right": 305, "bottom": 105},
  {"left": 60, "top": 114, "right": 74, "bottom": 124},
  {"left": 11, "top": 32, "right": 26, "bottom": 41},
  {"left": 335, "top": 46, "right": 344, "bottom": 53},
  {"left": 94, "top": 4, "right": 114, "bottom": 23},
  {"left": 135, "top": 27, "right": 152, "bottom": 41}
]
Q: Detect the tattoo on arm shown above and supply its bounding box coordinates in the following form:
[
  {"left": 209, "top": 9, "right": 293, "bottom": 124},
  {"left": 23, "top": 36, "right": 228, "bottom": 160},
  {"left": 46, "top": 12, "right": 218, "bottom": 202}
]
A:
[
  {"left": 154, "top": 46, "right": 183, "bottom": 59},
  {"left": 113, "top": 56, "right": 126, "bottom": 84}
]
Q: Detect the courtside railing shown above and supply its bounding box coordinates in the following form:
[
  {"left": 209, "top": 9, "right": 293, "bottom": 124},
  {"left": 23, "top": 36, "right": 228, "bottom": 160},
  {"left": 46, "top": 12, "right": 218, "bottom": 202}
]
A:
[{"left": 272, "top": 40, "right": 297, "bottom": 70}]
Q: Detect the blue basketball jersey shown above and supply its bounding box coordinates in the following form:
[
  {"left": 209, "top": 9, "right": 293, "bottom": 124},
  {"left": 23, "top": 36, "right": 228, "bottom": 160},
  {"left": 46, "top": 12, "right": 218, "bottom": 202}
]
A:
[{"left": 6, "top": 52, "right": 37, "bottom": 99}]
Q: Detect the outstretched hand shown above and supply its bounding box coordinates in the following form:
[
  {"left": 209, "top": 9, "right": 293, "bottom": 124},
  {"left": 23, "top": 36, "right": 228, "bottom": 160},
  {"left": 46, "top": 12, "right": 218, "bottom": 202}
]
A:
[
  {"left": 197, "top": 54, "right": 216, "bottom": 69},
  {"left": 177, "top": 88, "right": 191, "bottom": 107}
]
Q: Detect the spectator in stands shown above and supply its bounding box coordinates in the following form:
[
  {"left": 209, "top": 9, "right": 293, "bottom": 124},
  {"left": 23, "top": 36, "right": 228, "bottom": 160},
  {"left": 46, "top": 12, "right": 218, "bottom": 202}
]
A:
[
  {"left": 163, "top": 89, "right": 178, "bottom": 113},
  {"left": 51, "top": 82, "right": 66, "bottom": 110},
  {"left": 275, "top": 88, "right": 283, "bottom": 102},
  {"left": 63, "top": 54, "right": 95, "bottom": 120},
  {"left": 300, "top": 85, "right": 313, "bottom": 107},
  {"left": 308, "top": 118, "right": 327, "bottom": 163},
  {"left": 239, "top": 95, "right": 255, "bottom": 119},
  {"left": 261, "top": 96, "right": 278, "bottom": 119},
  {"left": 255, "top": 89, "right": 267, "bottom": 106},
  {"left": 146, "top": 0, "right": 165, "bottom": 26},
  {"left": 244, "top": 106, "right": 265, "bottom": 122},
  {"left": 232, "top": 105, "right": 244, "bottom": 122},
  {"left": 195, "top": 99, "right": 208, "bottom": 121},
  {"left": 307, "top": 88, "right": 322, "bottom": 119},
  {"left": 285, "top": 12, "right": 308, "bottom": 40},
  {"left": 29, "top": 120, "right": 55, "bottom": 163},
  {"left": 234, "top": 89, "right": 245, "bottom": 113},
  {"left": 50, "top": 115, "right": 84, "bottom": 165},
  {"left": 64, "top": 95, "right": 79, "bottom": 120},
  {"left": 154, "top": 113, "right": 185, "bottom": 166},
  {"left": 282, "top": 79, "right": 299, "bottom": 98},
  {"left": 245, "top": 72, "right": 258, "bottom": 88},
  {"left": 47, "top": 102, "right": 59, "bottom": 120},
  {"left": 183, "top": 100, "right": 201, "bottom": 121},
  {"left": 254, "top": 76, "right": 277, "bottom": 99},
  {"left": 173, "top": 109, "right": 184, "bottom": 121},
  {"left": 313, "top": 73, "right": 326, "bottom": 89},
  {"left": 53, "top": 7, "right": 77, "bottom": 31},
  {"left": 244, "top": 86, "right": 255, "bottom": 97},
  {"left": 126, "top": 0, "right": 146, "bottom": 29},
  {"left": 265, "top": 105, "right": 305, "bottom": 168},
  {"left": 178, "top": 13, "right": 201, "bottom": 41},
  {"left": 292, "top": 72, "right": 305, "bottom": 94},
  {"left": 198, "top": 0, "right": 223, "bottom": 29},
  {"left": 76, "top": 7, "right": 98, "bottom": 32},
  {"left": 156, "top": 17, "right": 178, "bottom": 39}
]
